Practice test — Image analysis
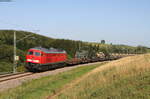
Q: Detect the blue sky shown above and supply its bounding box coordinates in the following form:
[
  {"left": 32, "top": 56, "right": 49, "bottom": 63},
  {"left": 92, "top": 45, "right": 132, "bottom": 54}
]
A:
[{"left": 0, "top": 0, "right": 150, "bottom": 47}]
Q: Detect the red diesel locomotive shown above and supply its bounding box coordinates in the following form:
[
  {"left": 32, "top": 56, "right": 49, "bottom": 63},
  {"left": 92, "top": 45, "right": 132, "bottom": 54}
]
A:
[
  {"left": 25, "top": 47, "right": 67, "bottom": 72},
  {"left": 25, "top": 47, "right": 124, "bottom": 72}
]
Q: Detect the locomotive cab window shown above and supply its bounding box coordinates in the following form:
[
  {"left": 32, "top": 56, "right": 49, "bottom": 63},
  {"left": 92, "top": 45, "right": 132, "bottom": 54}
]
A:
[
  {"left": 28, "top": 51, "right": 33, "bottom": 55},
  {"left": 35, "top": 52, "right": 41, "bottom": 56}
]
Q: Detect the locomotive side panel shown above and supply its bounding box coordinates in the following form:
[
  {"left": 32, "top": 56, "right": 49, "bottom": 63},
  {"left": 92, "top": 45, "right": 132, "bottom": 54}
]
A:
[{"left": 45, "top": 53, "right": 67, "bottom": 64}]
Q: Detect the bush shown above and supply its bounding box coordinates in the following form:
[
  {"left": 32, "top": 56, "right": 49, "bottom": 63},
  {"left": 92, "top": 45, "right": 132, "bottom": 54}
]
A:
[{"left": 0, "top": 61, "right": 13, "bottom": 72}]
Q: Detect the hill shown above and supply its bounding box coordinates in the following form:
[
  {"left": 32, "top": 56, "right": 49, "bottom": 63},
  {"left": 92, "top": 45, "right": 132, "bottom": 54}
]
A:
[
  {"left": 53, "top": 54, "right": 150, "bottom": 99},
  {"left": 0, "top": 30, "right": 149, "bottom": 72}
]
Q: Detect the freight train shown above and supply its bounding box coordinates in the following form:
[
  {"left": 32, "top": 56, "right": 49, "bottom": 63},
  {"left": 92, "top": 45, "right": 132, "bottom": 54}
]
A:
[{"left": 25, "top": 47, "right": 123, "bottom": 72}]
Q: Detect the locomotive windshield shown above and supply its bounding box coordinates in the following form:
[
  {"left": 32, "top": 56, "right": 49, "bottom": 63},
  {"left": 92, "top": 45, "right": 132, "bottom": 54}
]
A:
[
  {"left": 35, "top": 52, "right": 41, "bottom": 56},
  {"left": 28, "top": 51, "right": 41, "bottom": 56},
  {"left": 28, "top": 51, "right": 33, "bottom": 55}
]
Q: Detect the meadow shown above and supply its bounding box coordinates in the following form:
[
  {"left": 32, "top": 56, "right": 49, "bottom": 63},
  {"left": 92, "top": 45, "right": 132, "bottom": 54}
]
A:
[{"left": 54, "top": 54, "right": 150, "bottom": 99}]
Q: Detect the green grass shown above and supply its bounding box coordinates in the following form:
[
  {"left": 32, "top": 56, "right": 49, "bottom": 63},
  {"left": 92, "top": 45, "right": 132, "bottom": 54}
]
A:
[
  {"left": 0, "top": 62, "right": 106, "bottom": 99},
  {"left": 54, "top": 54, "right": 150, "bottom": 99}
]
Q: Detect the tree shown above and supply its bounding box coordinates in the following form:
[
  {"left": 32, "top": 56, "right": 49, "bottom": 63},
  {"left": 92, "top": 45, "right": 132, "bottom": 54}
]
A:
[
  {"left": 101, "top": 40, "right": 105, "bottom": 44},
  {"left": 136, "top": 46, "right": 148, "bottom": 54}
]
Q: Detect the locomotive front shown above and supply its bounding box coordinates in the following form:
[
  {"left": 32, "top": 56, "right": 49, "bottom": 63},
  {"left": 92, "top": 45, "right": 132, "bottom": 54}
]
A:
[{"left": 25, "top": 48, "right": 44, "bottom": 71}]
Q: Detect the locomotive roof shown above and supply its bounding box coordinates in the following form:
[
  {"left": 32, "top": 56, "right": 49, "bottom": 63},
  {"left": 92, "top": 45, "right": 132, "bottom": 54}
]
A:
[{"left": 30, "top": 47, "right": 66, "bottom": 54}]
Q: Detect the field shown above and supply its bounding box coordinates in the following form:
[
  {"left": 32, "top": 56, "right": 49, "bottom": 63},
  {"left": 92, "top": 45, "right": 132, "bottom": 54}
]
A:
[
  {"left": 0, "top": 62, "right": 106, "bottom": 99},
  {"left": 53, "top": 54, "right": 150, "bottom": 99}
]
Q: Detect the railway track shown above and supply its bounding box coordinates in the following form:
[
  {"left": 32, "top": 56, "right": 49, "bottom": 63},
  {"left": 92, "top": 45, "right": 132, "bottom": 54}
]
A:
[
  {"left": 0, "top": 72, "right": 33, "bottom": 83},
  {"left": 0, "top": 72, "right": 26, "bottom": 78}
]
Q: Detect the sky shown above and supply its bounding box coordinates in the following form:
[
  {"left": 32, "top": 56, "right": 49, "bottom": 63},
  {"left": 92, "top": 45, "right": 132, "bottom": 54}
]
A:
[{"left": 0, "top": 0, "right": 150, "bottom": 47}]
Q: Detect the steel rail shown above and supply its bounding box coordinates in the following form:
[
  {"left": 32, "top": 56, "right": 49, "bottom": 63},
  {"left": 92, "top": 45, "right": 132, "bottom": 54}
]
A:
[
  {"left": 0, "top": 72, "right": 33, "bottom": 83},
  {"left": 0, "top": 72, "right": 27, "bottom": 78}
]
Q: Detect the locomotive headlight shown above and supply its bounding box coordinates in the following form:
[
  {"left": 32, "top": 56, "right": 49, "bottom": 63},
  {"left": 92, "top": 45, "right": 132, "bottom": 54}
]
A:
[
  {"left": 27, "top": 59, "right": 32, "bottom": 62},
  {"left": 33, "top": 60, "right": 39, "bottom": 63}
]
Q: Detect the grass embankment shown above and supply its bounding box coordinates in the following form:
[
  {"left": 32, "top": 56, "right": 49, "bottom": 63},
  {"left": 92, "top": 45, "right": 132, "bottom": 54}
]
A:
[
  {"left": 54, "top": 54, "right": 150, "bottom": 99},
  {"left": 0, "top": 62, "right": 106, "bottom": 99}
]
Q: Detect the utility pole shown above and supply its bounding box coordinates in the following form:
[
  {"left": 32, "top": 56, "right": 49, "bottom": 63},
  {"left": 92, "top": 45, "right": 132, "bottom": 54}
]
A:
[
  {"left": 13, "top": 31, "right": 16, "bottom": 73},
  {"left": 12, "top": 30, "right": 39, "bottom": 73}
]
